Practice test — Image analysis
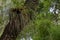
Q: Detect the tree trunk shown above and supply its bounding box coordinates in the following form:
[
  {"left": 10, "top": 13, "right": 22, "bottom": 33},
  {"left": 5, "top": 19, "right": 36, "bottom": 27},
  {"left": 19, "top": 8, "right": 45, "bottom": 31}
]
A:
[{"left": 0, "top": 0, "right": 39, "bottom": 40}]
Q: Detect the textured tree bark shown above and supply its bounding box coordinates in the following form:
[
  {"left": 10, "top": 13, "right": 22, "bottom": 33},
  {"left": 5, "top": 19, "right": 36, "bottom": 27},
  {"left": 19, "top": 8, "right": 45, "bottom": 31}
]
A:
[
  {"left": 0, "top": 8, "right": 30, "bottom": 40},
  {"left": 0, "top": 0, "right": 39, "bottom": 40}
]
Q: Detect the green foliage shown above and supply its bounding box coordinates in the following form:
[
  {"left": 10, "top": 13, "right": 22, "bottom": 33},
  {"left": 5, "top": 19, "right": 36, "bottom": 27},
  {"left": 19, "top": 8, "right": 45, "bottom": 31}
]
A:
[
  {"left": 50, "top": 25, "right": 60, "bottom": 40},
  {"left": 16, "top": 13, "right": 55, "bottom": 40},
  {"left": 12, "top": 0, "right": 25, "bottom": 8}
]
